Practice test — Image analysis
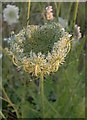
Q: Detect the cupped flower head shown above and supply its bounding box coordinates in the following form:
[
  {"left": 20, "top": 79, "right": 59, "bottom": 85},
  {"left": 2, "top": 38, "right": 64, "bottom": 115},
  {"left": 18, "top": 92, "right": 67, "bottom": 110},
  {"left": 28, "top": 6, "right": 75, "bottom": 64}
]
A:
[
  {"left": 3, "top": 4, "right": 19, "bottom": 25},
  {"left": 5, "top": 22, "right": 72, "bottom": 77}
]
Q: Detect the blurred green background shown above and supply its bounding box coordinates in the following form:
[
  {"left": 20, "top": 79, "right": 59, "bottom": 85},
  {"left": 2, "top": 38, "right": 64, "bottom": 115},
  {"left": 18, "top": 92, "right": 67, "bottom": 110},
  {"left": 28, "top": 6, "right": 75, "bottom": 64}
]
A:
[{"left": 1, "top": 2, "right": 86, "bottom": 119}]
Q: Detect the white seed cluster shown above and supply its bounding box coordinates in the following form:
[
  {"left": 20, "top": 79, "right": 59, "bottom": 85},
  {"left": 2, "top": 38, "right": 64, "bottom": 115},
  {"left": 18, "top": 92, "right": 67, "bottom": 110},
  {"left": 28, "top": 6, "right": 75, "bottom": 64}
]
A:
[
  {"left": 5, "top": 24, "right": 71, "bottom": 77},
  {"left": 3, "top": 4, "right": 19, "bottom": 25}
]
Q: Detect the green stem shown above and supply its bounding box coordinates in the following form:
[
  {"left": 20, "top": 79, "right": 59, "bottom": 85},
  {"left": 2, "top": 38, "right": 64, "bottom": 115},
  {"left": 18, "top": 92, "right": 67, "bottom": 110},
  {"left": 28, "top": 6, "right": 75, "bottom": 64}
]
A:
[
  {"left": 0, "top": 111, "right": 7, "bottom": 120},
  {"left": 69, "top": 1, "right": 79, "bottom": 31},
  {"left": 27, "top": 0, "right": 31, "bottom": 25},
  {"left": 0, "top": 96, "right": 8, "bottom": 103},
  {"left": 2, "top": 87, "right": 20, "bottom": 118},
  {"left": 40, "top": 72, "right": 44, "bottom": 118},
  {"left": 39, "top": 73, "right": 61, "bottom": 117},
  {"left": 54, "top": 2, "right": 61, "bottom": 20},
  {"left": 73, "top": 1, "right": 79, "bottom": 25},
  {"left": 67, "top": 3, "right": 73, "bottom": 22}
]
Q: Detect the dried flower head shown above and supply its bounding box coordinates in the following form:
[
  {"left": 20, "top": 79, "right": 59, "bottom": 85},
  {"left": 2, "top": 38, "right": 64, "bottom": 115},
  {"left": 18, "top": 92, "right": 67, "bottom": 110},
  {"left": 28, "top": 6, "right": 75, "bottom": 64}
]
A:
[
  {"left": 5, "top": 22, "right": 72, "bottom": 77},
  {"left": 3, "top": 4, "right": 19, "bottom": 25}
]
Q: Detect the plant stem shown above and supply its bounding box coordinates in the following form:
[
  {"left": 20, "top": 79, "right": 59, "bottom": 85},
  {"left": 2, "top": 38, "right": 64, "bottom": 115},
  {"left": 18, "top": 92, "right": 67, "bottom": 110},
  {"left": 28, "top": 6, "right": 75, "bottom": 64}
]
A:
[
  {"left": 40, "top": 72, "right": 44, "bottom": 118},
  {"left": 0, "top": 110, "right": 7, "bottom": 120},
  {"left": 67, "top": 2, "right": 73, "bottom": 22},
  {"left": 2, "top": 87, "right": 19, "bottom": 118},
  {"left": 27, "top": 0, "right": 31, "bottom": 25},
  {"left": 55, "top": 2, "right": 61, "bottom": 20},
  {"left": 68, "top": 1, "right": 79, "bottom": 31},
  {"left": 73, "top": 1, "right": 79, "bottom": 26},
  {"left": 0, "top": 96, "right": 8, "bottom": 103}
]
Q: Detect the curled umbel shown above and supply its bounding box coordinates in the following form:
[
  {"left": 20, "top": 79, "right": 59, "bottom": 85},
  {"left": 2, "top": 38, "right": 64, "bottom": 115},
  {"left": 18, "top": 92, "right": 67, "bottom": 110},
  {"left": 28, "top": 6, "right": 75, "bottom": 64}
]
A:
[{"left": 5, "top": 22, "right": 72, "bottom": 77}]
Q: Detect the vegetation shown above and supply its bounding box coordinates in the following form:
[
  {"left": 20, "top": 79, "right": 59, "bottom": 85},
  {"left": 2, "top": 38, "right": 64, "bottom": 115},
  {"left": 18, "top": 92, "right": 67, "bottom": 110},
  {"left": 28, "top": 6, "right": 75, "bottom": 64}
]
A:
[{"left": 0, "top": 2, "right": 86, "bottom": 119}]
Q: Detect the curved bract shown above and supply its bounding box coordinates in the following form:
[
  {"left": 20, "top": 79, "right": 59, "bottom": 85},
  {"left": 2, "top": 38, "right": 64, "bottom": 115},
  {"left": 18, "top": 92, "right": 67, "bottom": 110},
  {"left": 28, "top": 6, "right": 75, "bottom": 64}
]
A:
[{"left": 6, "top": 22, "right": 72, "bottom": 77}]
